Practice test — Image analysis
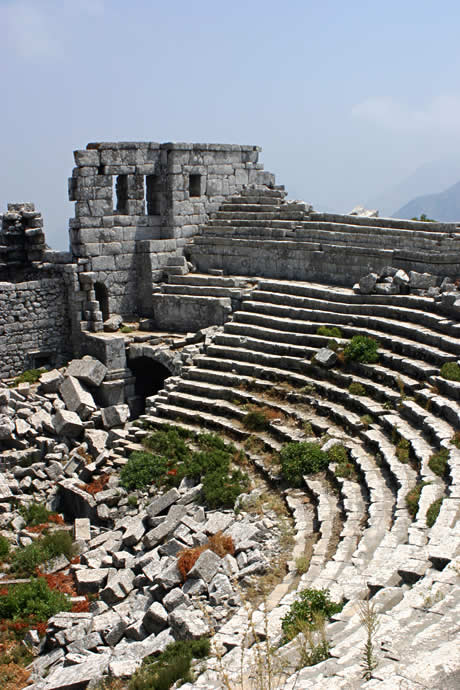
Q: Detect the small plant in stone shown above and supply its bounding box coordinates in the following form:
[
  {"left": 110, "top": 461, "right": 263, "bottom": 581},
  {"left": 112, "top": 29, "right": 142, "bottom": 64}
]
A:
[
  {"left": 405, "top": 482, "right": 429, "bottom": 518},
  {"left": 279, "top": 441, "right": 329, "bottom": 487},
  {"left": 428, "top": 447, "right": 449, "bottom": 477},
  {"left": 359, "top": 595, "right": 380, "bottom": 681},
  {"left": 396, "top": 437, "right": 410, "bottom": 464},
  {"left": 440, "top": 361, "right": 460, "bottom": 381},
  {"left": 316, "top": 326, "right": 342, "bottom": 338},
  {"left": 451, "top": 431, "right": 460, "bottom": 449},
  {"left": 348, "top": 381, "right": 366, "bottom": 396},
  {"left": 344, "top": 335, "right": 379, "bottom": 364},
  {"left": 281, "top": 588, "right": 342, "bottom": 642},
  {"left": 426, "top": 497, "right": 444, "bottom": 527}
]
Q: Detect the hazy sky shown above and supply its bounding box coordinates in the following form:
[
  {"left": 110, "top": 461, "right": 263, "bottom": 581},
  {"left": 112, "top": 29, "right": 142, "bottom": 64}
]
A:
[{"left": 2, "top": 0, "right": 460, "bottom": 249}]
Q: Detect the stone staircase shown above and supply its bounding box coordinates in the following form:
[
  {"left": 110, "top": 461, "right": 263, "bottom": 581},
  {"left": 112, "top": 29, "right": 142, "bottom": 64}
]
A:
[
  {"left": 128, "top": 276, "right": 459, "bottom": 688},
  {"left": 186, "top": 186, "right": 460, "bottom": 284}
]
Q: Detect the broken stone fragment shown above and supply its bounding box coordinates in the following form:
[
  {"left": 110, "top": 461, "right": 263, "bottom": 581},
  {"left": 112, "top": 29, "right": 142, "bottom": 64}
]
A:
[
  {"left": 66, "top": 356, "right": 108, "bottom": 387},
  {"left": 169, "top": 607, "right": 210, "bottom": 640},
  {"left": 101, "top": 404, "right": 130, "bottom": 429},
  {"left": 358, "top": 272, "right": 378, "bottom": 294},
  {"left": 104, "top": 314, "right": 123, "bottom": 332},
  {"left": 59, "top": 375, "right": 96, "bottom": 420},
  {"left": 39, "top": 369, "right": 64, "bottom": 394},
  {"left": 75, "top": 568, "right": 109, "bottom": 594},
  {"left": 187, "top": 549, "right": 221, "bottom": 583},
  {"left": 314, "top": 348, "right": 337, "bottom": 368},
  {"left": 142, "top": 601, "right": 168, "bottom": 635},
  {"left": 53, "top": 409, "right": 84, "bottom": 438}
]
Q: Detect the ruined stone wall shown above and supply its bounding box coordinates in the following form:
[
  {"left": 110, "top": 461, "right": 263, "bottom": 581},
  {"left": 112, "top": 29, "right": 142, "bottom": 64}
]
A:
[
  {"left": 0, "top": 276, "right": 72, "bottom": 378},
  {"left": 69, "top": 142, "right": 272, "bottom": 318}
]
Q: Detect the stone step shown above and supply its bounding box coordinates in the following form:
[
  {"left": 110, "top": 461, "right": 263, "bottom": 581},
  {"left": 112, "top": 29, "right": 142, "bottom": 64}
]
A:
[
  {"left": 166, "top": 273, "right": 251, "bottom": 288},
  {"left": 217, "top": 203, "right": 283, "bottom": 213},
  {"left": 154, "top": 402, "right": 248, "bottom": 442},
  {"left": 160, "top": 284, "right": 248, "bottom": 299},
  {"left": 310, "top": 211, "right": 458, "bottom": 232},
  {"left": 244, "top": 293, "right": 460, "bottom": 355}
]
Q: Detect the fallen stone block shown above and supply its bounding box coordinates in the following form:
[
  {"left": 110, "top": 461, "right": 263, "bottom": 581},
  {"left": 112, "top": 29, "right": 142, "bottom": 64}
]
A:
[
  {"left": 187, "top": 549, "right": 221, "bottom": 583},
  {"left": 143, "top": 601, "right": 168, "bottom": 634},
  {"left": 66, "top": 356, "right": 107, "bottom": 387},
  {"left": 53, "top": 409, "right": 83, "bottom": 438},
  {"left": 41, "top": 652, "right": 111, "bottom": 689},
  {"left": 102, "top": 404, "right": 130, "bottom": 429},
  {"left": 74, "top": 517, "right": 91, "bottom": 541},
  {"left": 75, "top": 568, "right": 109, "bottom": 594},
  {"left": 146, "top": 488, "right": 180, "bottom": 519},
  {"left": 169, "top": 607, "right": 210, "bottom": 640},
  {"left": 39, "top": 369, "right": 64, "bottom": 394},
  {"left": 60, "top": 375, "right": 96, "bottom": 420}
]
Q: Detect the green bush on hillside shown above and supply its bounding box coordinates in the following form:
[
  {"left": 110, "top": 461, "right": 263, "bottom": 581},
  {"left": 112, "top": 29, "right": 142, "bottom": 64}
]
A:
[
  {"left": 281, "top": 588, "right": 342, "bottom": 641},
  {"left": 344, "top": 336, "right": 379, "bottom": 364},
  {"left": 316, "top": 326, "right": 342, "bottom": 338},
  {"left": 440, "top": 362, "right": 460, "bottom": 382},
  {"left": 129, "top": 638, "right": 210, "bottom": 690},
  {"left": 428, "top": 448, "right": 449, "bottom": 477},
  {"left": 280, "top": 442, "right": 329, "bottom": 486},
  {"left": 0, "top": 577, "right": 71, "bottom": 622}
]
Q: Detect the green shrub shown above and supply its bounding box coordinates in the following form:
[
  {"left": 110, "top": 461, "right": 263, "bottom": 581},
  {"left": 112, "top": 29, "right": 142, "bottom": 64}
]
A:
[
  {"left": 360, "top": 415, "right": 373, "bottom": 428},
  {"left": 242, "top": 408, "right": 270, "bottom": 431},
  {"left": 426, "top": 497, "right": 443, "bottom": 527},
  {"left": 411, "top": 214, "right": 436, "bottom": 222},
  {"left": 316, "top": 326, "right": 342, "bottom": 338},
  {"left": 0, "top": 535, "right": 10, "bottom": 560},
  {"left": 280, "top": 442, "right": 329, "bottom": 486},
  {"left": 196, "top": 432, "right": 232, "bottom": 453},
  {"left": 451, "top": 431, "right": 460, "bottom": 449},
  {"left": 281, "top": 588, "right": 342, "bottom": 642},
  {"left": 127, "top": 494, "right": 138, "bottom": 507},
  {"left": 327, "top": 444, "right": 348, "bottom": 464},
  {"left": 327, "top": 339, "right": 340, "bottom": 352},
  {"left": 19, "top": 502, "right": 52, "bottom": 527},
  {"left": 186, "top": 449, "right": 230, "bottom": 479},
  {"left": 120, "top": 325, "right": 134, "bottom": 333},
  {"left": 120, "top": 452, "right": 169, "bottom": 490},
  {"left": 348, "top": 381, "right": 366, "bottom": 396},
  {"left": 129, "top": 638, "right": 210, "bottom": 690},
  {"left": 440, "top": 362, "right": 460, "bottom": 382},
  {"left": 12, "top": 368, "right": 46, "bottom": 387},
  {"left": 143, "top": 429, "right": 190, "bottom": 463},
  {"left": 344, "top": 336, "right": 379, "bottom": 364},
  {"left": 396, "top": 438, "right": 410, "bottom": 464},
  {"left": 41, "top": 530, "right": 73, "bottom": 560},
  {"left": 406, "top": 482, "right": 428, "bottom": 518},
  {"left": 0, "top": 577, "right": 71, "bottom": 622},
  {"left": 10, "top": 531, "right": 73, "bottom": 575},
  {"left": 334, "top": 462, "right": 357, "bottom": 480},
  {"left": 202, "top": 468, "right": 249, "bottom": 509},
  {"left": 428, "top": 448, "right": 449, "bottom": 477}
]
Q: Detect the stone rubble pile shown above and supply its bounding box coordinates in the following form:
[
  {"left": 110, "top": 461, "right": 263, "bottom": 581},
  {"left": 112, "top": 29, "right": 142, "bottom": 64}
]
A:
[
  {"left": 355, "top": 266, "right": 460, "bottom": 304},
  {"left": 0, "top": 359, "right": 291, "bottom": 689}
]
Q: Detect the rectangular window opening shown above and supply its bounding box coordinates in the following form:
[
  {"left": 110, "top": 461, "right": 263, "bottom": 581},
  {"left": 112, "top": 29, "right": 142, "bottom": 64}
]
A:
[
  {"left": 189, "top": 174, "right": 201, "bottom": 197},
  {"left": 145, "top": 175, "right": 161, "bottom": 215},
  {"left": 115, "top": 174, "right": 128, "bottom": 214}
]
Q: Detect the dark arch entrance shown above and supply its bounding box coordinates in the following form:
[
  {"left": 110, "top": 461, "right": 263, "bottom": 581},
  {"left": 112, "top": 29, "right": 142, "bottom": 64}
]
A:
[
  {"left": 128, "top": 357, "right": 171, "bottom": 414},
  {"left": 94, "top": 282, "right": 109, "bottom": 322}
]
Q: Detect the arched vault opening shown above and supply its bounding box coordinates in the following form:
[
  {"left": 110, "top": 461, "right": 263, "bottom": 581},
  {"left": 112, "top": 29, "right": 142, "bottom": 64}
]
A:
[
  {"left": 94, "top": 282, "right": 109, "bottom": 322},
  {"left": 128, "top": 356, "right": 172, "bottom": 414}
]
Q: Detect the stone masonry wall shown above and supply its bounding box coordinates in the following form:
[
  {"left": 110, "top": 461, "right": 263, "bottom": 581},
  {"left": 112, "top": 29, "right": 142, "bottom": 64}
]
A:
[
  {"left": 69, "top": 142, "right": 273, "bottom": 318},
  {"left": 0, "top": 276, "right": 72, "bottom": 378}
]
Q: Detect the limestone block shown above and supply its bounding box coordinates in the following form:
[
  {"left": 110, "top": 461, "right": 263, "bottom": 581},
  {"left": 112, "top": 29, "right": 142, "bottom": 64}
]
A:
[
  {"left": 101, "top": 404, "right": 130, "bottom": 429},
  {"left": 60, "top": 375, "right": 96, "bottom": 420},
  {"left": 75, "top": 568, "right": 109, "bottom": 594},
  {"left": 409, "top": 271, "right": 437, "bottom": 289},
  {"left": 315, "top": 348, "right": 337, "bottom": 368},
  {"left": 169, "top": 607, "right": 210, "bottom": 640},
  {"left": 146, "top": 488, "right": 180, "bottom": 519},
  {"left": 104, "top": 314, "right": 123, "bottom": 332},
  {"left": 41, "top": 653, "right": 111, "bottom": 690},
  {"left": 393, "top": 269, "right": 410, "bottom": 286},
  {"left": 74, "top": 149, "right": 100, "bottom": 166},
  {"left": 143, "top": 602, "right": 168, "bottom": 635},
  {"left": 39, "top": 369, "right": 64, "bottom": 393},
  {"left": 358, "top": 272, "right": 378, "bottom": 294},
  {"left": 66, "top": 356, "right": 107, "bottom": 387},
  {"left": 53, "top": 409, "right": 84, "bottom": 437},
  {"left": 187, "top": 549, "right": 221, "bottom": 583},
  {"left": 74, "top": 517, "right": 91, "bottom": 541}
]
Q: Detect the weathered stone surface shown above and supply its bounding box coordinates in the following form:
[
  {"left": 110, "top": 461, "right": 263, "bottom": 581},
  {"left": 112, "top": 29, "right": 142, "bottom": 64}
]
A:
[
  {"left": 39, "top": 369, "right": 64, "bottom": 393},
  {"left": 53, "top": 409, "right": 83, "bottom": 437},
  {"left": 169, "top": 607, "right": 210, "bottom": 640},
  {"left": 101, "top": 404, "right": 130, "bottom": 429},
  {"left": 104, "top": 314, "right": 123, "bottom": 332},
  {"left": 60, "top": 375, "right": 96, "bottom": 420},
  {"left": 66, "top": 356, "right": 107, "bottom": 387},
  {"left": 187, "top": 549, "right": 221, "bottom": 582},
  {"left": 314, "top": 348, "right": 337, "bottom": 367},
  {"left": 146, "top": 488, "right": 180, "bottom": 519},
  {"left": 143, "top": 601, "right": 168, "bottom": 634},
  {"left": 409, "top": 271, "right": 437, "bottom": 289},
  {"left": 358, "top": 272, "right": 378, "bottom": 294}
]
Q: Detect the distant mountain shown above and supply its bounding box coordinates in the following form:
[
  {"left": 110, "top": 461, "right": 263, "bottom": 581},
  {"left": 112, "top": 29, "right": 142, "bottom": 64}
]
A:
[
  {"left": 366, "top": 157, "right": 460, "bottom": 218},
  {"left": 394, "top": 179, "right": 460, "bottom": 222}
]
